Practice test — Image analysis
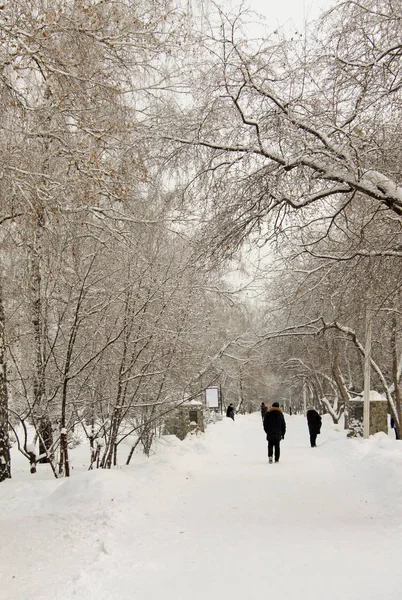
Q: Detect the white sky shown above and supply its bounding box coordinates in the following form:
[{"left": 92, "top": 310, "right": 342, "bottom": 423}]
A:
[
  {"left": 249, "top": 0, "right": 335, "bottom": 30},
  {"left": 214, "top": 0, "right": 336, "bottom": 35}
]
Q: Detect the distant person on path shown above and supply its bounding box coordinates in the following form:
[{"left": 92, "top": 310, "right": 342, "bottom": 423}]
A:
[
  {"left": 260, "top": 402, "right": 268, "bottom": 420},
  {"left": 226, "top": 403, "right": 235, "bottom": 420},
  {"left": 263, "top": 402, "right": 286, "bottom": 463},
  {"left": 306, "top": 408, "right": 322, "bottom": 447},
  {"left": 390, "top": 416, "right": 399, "bottom": 439}
]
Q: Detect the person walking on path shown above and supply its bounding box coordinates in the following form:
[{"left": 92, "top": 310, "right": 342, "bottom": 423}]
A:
[
  {"left": 260, "top": 402, "right": 268, "bottom": 420},
  {"left": 306, "top": 408, "right": 322, "bottom": 447},
  {"left": 263, "top": 402, "right": 286, "bottom": 463},
  {"left": 226, "top": 403, "right": 235, "bottom": 420},
  {"left": 390, "top": 416, "right": 399, "bottom": 439}
]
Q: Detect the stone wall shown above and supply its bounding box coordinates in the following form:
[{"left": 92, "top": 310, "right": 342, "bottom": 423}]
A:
[
  {"left": 164, "top": 405, "right": 205, "bottom": 440},
  {"left": 348, "top": 399, "right": 388, "bottom": 437},
  {"left": 369, "top": 401, "right": 388, "bottom": 435}
]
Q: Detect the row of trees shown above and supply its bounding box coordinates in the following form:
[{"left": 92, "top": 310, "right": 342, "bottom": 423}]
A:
[
  {"left": 157, "top": 0, "right": 402, "bottom": 430},
  {"left": 0, "top": 0, "right": 269, "bottom": 480},
  {"left": 1, "top": 0, "right": 401, "bottom": 481}
]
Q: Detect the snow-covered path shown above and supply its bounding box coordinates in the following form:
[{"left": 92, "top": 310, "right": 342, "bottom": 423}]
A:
[{"left": 2, "top": 414, "right": 402, "bottom": 600}]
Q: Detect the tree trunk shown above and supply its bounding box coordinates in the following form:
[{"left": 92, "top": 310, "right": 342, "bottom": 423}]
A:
[
  {"left": 332, "top": 354, "right": 351, "bottom": 429},
  {"left": 58, "top": 375, "right": 70, "bottom": 477},
  {"left": 100, "top": 302, "right": 130, "bottom": 469},
  {"left": 29, "top": 211, "right": 54, "bottom": 465},
  {"left": 392, "top": 316, "right": 401, "bottom": 439},
  {"left": 0, "top": 281, "right": 11, "bottom": 482},
  {"left": 236, "top": 376, "right": 244, "bottom": 414},
  {"left": 38, "top": 416, "right": 54, "bottom": 463},
  {"left": 58, "top": 429, "right": 70, "bottom": 477},
  {"left": 101, "top": 407, "right": 122, "bottom": 469},
  {"left": 126, "top": 436, "right": 143, "bottom": 465},
  {"left": 141, "top": 424, "right": 155, "bottom": 457}
]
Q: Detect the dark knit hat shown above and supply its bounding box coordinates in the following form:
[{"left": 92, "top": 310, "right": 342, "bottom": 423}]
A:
[{"left": 272, "top": 402, "right": 280, "bottom": 407}]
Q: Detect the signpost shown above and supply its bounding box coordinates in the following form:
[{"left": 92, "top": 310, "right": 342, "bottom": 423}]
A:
[{"left": 205, "top": 387, "right": 220, "bottom": 412}]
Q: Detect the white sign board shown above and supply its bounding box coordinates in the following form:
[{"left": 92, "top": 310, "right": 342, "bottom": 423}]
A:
[{"left": 205, "top": 387, "right": 219, "bottom": 408}]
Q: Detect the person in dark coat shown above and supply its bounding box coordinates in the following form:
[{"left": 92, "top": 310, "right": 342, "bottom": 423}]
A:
[
  {"left": 306, "top": 408, "right": 322, "bottom": 447},
  {"left": 260, "top": 402, "right": 268, "bottom": 420},
  {"left": 226, "top": 403, "right": 235, "bottom": 420},
  {"left": 263, "top": 402, "right": 286, "bottom": 463},
  {"left": 390, "top": 416, "right": 399, "bottom": 439}
]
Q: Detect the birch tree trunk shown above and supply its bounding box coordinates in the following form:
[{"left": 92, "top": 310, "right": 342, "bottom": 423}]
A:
[
  {"left": 0, "top": 279, "right": 11, "bottom": 482},
  {"left": 29, "top": 203, "right": 54, "bottom": 464},
  {"left": 332, "top": 354, "right": 351, "bottom": 430},
  {"left": 392, "top": 315, "right": 401, "bottom": 439}
]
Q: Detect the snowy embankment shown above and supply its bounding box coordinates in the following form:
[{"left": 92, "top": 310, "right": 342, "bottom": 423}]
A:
[{"left": 1, "top": 414, "right": 402, "bottom": 600}]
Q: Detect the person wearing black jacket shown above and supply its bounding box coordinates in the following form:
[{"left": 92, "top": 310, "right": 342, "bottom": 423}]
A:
[
  {"left": 260, "top": 402, "right": 268, "bottom": 420},
  {"left": 263, "top": 402, "right": 286, "bottom": 463},
  {"left": 226, "top": 403, "right": 235, "bottom": 420},
  {"left": 306, "top": 408, "right": 322, "bottom": 447}
]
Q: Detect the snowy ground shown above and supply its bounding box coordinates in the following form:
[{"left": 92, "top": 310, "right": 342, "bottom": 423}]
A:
[{"left": 1, "top": 413, "right": 402, "bottom": 600}]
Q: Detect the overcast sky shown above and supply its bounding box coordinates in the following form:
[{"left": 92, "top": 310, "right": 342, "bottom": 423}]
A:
[
  {"left": 249, "top": 0, "right": 335, "bottom": 29},
  {"left": 215, "top": 0, "right": 336, "bottom": 36}
]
